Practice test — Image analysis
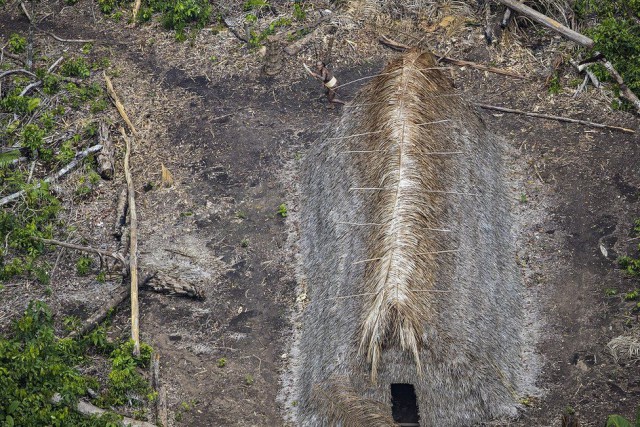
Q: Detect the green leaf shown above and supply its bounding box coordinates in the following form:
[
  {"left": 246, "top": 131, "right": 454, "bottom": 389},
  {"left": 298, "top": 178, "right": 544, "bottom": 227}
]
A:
[
  {"left": 5, "top": 415, "right": 14, "bottom": 427},
  {"left": 607, "top": 415, "right": 633, "bottom": 427},
  {"left": 27, "top": 97, "right": 41, "bottom": 113},
  {"left": 7, "top": 400, "right": 19, "bottom": 414}
]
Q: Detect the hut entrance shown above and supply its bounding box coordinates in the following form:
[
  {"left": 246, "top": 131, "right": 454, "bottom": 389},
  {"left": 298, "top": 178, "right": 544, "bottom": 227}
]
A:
[{"left": 390, "top": 383, "right": 420, "bottom": 426}]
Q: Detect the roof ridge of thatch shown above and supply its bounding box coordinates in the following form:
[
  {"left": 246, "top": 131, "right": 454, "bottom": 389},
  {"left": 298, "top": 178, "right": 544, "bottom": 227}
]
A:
[{"left": 357, "top": 51, "right": 452, "bottom": 382}]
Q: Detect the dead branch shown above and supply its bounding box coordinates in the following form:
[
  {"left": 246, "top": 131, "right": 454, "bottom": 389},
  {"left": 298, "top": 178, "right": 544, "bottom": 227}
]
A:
[
  {"left": 132, "top": 0, "right": 142, "bottom": 22},
  {"left": 114, "top": 187, "right": 128, "bottom": 238},
  {"left": 475, "top": 103, "right": 635, "bottom": 133},
  {"left": 47, "top": 56, "right": 65, "bottom": 73},
  {"left": 598, "top": 57, "right": 640, "bottom": 111},
  {"left": 141, "top": 271, "right": 206, "bottom": 300},
  {"left": 150, "top": 352, "right": 168, "bottom": 426},
  {"left": 39, "top": 30, "right": 95, "bottom": 44},
  {"left": 0, "top": 144, "right": 102, "bottom": 206},
  {"left": 97, "top": 122, "right": 115, "bottom": 179},
  {"left": 121, "top": 127, "right": 140, "bottom": 356},
  {"left": 0, "top": 69, "right": 38, "bottom": 79},
  {"left": 40, "top": 238, "right": 126, "bottom": 265},
  {"left": 493, "top": 0, "right": 594, "bottom": 48},
  {"left": 105, "top": 74, "right": 138, "bottom": 136},
  {"left": 378, "top": 35, "right": 526, "bottom": 79},
  {"left": 439, "top": 56, "right": 526, "bottom": 79},
  {"left": 66, "top": 286, "right": 129, "bottom": 339},
  {"left": 75, "top": 400, "right": 156, "bottom": 427},
  {"left": 20, "top": 81, "right": 41, "bottom": 96},
  {"left": 1, "top": 49, "right": 26, "bottom": 65}
]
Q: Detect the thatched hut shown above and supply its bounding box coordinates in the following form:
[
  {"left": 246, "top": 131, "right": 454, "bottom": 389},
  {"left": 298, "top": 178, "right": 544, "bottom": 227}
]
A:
[{"left": 290, "top": 50, "right": 530, "bottom": 426}]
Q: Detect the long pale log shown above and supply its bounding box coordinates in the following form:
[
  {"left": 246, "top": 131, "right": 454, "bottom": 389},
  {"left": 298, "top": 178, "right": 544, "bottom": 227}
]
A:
[
  {"left": 121, "top": 127, "right": 140, "bottom": 356},
  {"left": 475, "top": 103, "right": 635, "bottom": 133},
  {"left": 0, "top": 144, "right": 102, "bottom": 206},
  {"left": 105, "top": 74, "right": 138, "bottom": 136},
  {"left": 494, "top": 0, "right": 594, "bottom": 48},
  {"left": 76, "top": 400, "right": 156, "bottom": 427}
]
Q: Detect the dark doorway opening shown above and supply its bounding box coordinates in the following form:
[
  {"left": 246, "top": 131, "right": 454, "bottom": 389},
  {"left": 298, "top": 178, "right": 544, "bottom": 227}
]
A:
[{"left": 391, "top": 383, "right": 420, "bottom": 426}]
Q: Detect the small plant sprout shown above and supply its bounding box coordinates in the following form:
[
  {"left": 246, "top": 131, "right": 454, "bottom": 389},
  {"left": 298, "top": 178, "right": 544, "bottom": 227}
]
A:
[
  {"left": 241, "top": 238, "right": 249, "bottom": 248},
  {"left": 519, "top": 193, "right": 528, "bottom": 204},
  {"left": 217, "top": 357, "right": 227, "bottom": 368},
  {"left": 277, "top": 203, "right": 288, "bottom": 217},
  {"left": 245, "top": 374, "right": 254, "bottom": 385}
]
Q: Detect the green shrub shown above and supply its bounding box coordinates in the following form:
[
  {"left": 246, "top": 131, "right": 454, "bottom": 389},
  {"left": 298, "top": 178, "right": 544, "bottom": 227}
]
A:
[
  {"left": 102, "top": 340, "right": 153, "bottom": 406},
  {"left": 76, "top": 256, "right": 93, "bottom": 276},
  {"left": 575, "top": 1, "right": 640, "bottom": 100},
  {"left": 8, "top": 33, "right": 26, "bottom": 54},
  {"left": 60, "top": 58, "right": 91, "bottom": 79},
  {"left": 0, "top": 301, "right": 123, "bottom": 427}
]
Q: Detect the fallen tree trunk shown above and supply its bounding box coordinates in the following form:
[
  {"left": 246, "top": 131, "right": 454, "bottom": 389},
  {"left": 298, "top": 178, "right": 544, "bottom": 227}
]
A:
[
  {"left": 475, "top": 103, "right": 635, "bottom": 133},
  {"left": 0, "top": 144, "right": 102, "bottom": 206},
  {"left": 120, "top": 127, "right": 140, "bottom": 356},
  {"left": 493, "top": 0, "right": 593, "bottom": 48},
  {"left": 97, "top": 122, "right": 115, "bottom": 179},
  {"left": 141, "top": 271, "right": 205, "bottom": 300},
  {"left": 66, "top": 286, "right": 129, "bottom": 339},
  {"left": 76, "top": 400, "right": 156, "bottom": 427},
  {"left": 114, "top": 187, "right": 128, "bottom": 239},
  {"left": 150, "top": 352, "right": 168, "bottom": 426}
]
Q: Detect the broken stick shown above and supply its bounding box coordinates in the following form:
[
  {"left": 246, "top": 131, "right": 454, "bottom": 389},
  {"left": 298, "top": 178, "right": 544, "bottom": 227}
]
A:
[
  {"left": 105, "top": 73, "right": 138, "bottom": 136},
  {"left": 150, "top": 352, "right": 168, "bottom": 427},
  {"left": 475, "top": 103, "right": 635, "bottom": 133},
  {"left": 120, "top": 127, "right": 140, "bottom": 356}
]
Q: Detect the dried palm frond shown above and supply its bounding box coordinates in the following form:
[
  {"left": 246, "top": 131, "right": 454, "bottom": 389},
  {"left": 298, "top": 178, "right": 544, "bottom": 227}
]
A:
[{"left": 312, "top": 376, "right": 398, "bottom": 427}]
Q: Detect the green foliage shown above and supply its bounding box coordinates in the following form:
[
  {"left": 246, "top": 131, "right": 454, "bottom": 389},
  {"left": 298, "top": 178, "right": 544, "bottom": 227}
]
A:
[
  {"left": 217, "top": 357, "right": 226, "bottom": 368},
  {"left": 149, "top": 0, "right": 212, "bottom": 38},
  {"left": 277, "top": 203, "right": 288, "bottom": 217},
  {"left": 8, "top": 33, "right": 26, "bottom": 54},
  {"left": 0, "top": 301, "right": 122, "bottom": 427},
  {"left": 60, "top": 57, "right": 91, "bottom": 79},
  {"left": 0, "top": 95, "right": 41, "bottom": 116},
  {"left": 293, "top": 2, "right": 306, "bottom": 21},
  {"left": 101, "top": 340, "right": 153, "bottom": 406},
  {"left": 575, "top": 1, "right": 640, "bottom": 99},
  {"left": 243, "top": 0, "right": 269, "bottom": 11},
  {"left": 606, "top": 407, "right": 640, "bottom": 427},
  {"left": 0, "top": 180, "right": 60, "bottom": 282},
  {"left": 21, "top": 124, "right": 46, "bottom": 157},
  {"left": 624, "top": 289, "right": 639, "bottom": 300},
  {"left": 547, "top": 73, "right": 562, "bottom": 95},
  {"left": 618, "top": 218, "right": 640, "bottom": 276},
  {"left": 241, "top": 238, "right": 249, "bottom": 248},
  {"left": 605, "top": 288, "right": 619, "bottom": 296},
  {"left": 245, "top": 374, "right": 254, "bottom": 385},
  {"left": 76, "top": 256, "right": 94, "bottom": 276},
  {"left": 249, "top": 17, "right": 292, "bottom": 47},
  {"left": 56, "top": 139, "right": 76, "bottom": 165}
]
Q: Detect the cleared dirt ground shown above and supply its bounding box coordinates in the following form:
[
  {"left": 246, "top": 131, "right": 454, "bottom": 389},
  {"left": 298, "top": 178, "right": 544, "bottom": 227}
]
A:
[{"left": 1, "top": 1, "right": 639, "bottom": 425}]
